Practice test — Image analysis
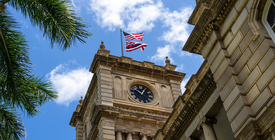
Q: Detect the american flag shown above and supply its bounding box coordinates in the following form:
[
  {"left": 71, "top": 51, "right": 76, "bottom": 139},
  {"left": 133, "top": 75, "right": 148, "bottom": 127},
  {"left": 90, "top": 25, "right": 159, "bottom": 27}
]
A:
[
  {"left": 126, "top": 41, "right": 147, "bottom": 52},
  {"left": 123, "top": 31, "right": 144, "bottom": 41}
]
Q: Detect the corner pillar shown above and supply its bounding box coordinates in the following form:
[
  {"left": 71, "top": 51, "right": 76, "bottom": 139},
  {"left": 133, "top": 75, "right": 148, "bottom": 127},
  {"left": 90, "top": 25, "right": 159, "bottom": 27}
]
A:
[{"left": 197, "top": 117, "right": 217, "bottom": 140}]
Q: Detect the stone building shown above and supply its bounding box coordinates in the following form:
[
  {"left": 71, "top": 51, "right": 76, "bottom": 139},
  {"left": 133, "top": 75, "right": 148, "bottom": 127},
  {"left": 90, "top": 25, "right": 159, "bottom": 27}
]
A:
[
  {"left": 155, "top": 0, "right": 275, "bottom": 140},
  {"left": 69, "top": 41, "right": 185, "bottom": 140},
  {"left": 70, "top": 0, "right": 275, "bottom": 139}
]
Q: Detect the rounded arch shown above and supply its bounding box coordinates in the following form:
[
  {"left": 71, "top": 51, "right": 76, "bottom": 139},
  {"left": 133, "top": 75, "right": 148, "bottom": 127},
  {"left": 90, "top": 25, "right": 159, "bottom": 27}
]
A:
[
  {"left": 248, "top": 0, "right": 270, "bottom": 40},
  {"left": 262, "top": 0, "right": 275, "bottom": 42}
]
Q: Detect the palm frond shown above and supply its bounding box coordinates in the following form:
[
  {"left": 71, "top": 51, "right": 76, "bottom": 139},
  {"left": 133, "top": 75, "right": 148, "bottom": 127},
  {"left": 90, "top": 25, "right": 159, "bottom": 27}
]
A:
[
  {"left": 0, "top": 104, "right": 25, "bottom": 140},
  {"left": 9, "top": 0, "right": 92, "bottom": 50},
  {"left": 0, "top": 12, "right": 57, "bottom": 117}
]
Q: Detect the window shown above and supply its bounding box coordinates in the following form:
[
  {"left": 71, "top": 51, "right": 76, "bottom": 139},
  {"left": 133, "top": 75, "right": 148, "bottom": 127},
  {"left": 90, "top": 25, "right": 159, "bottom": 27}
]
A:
[{"left": 263, "top": 0, "right": 275, "bottom": 42}]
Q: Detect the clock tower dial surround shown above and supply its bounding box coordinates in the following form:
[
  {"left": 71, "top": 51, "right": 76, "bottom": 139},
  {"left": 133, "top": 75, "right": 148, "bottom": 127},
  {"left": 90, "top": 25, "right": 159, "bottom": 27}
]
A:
[
  {"left": 130, "top": 85, "right": 154, "bottom": 103},
  {"left": 127, "top": 80, "right": 159, "bottom": 105}
]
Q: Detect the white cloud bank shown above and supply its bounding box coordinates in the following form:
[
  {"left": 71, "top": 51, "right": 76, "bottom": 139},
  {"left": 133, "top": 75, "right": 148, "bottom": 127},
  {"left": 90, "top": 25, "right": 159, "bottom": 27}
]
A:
[
  {"left": 90, "top": 0, "right": 163, "bottom": 32},
  {"left": 151, "top": 7, "right": 193, "bottom": 63},
  {"left": 47, "top": 63, "right": 93, "bottom": 106}
]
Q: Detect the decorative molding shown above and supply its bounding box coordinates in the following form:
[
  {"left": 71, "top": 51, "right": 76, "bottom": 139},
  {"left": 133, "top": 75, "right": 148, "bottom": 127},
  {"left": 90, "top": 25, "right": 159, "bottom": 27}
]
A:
[
  {"left": 197, "top": 117, "right": 217, "bottom": 130},
  {"left": 89, "top": 54, "right": 186, "bottom": 81},
  {"left": 262, "top": 0, "right": 275, "bottom": 43},
  {"left": 183, "top": 0, "right": 238, "bottom": 54},
  {"left": 249, "top": 0, "right": 262, "bottom": 41},
  {"left": 155, "top": 69, "right": 216, "bottom": 140}
]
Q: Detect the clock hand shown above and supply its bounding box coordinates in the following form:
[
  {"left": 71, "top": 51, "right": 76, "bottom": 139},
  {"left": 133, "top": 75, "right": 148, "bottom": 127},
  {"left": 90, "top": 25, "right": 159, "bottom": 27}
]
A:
[
  {"left": 141, "top": 88, "right": 146, "bottom": 95},
  {"left": 134, "top": 89, "right": 142, "bottom": 94}
]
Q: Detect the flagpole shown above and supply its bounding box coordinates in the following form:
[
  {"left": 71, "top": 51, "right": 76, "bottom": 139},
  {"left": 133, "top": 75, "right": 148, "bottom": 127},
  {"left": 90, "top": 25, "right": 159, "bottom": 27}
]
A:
[{"left": 120, "top": 28, "right": 124, "bottom": 56}]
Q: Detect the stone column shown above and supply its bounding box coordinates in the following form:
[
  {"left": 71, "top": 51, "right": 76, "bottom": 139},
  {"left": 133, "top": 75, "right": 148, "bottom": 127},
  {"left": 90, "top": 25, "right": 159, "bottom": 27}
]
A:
[
  {"left": 198, "top": 117, "right": 217, "bottom": 140},
  {"left": 140, "top": 133, "right": 148, "bottom": 140},
  {"left": 201, "top": 122, "right": 216, "bottom": 140},
  {"left": 116, "top": 130, "right": 123, "bottom": 140},
  {"left": 126, "top": 132, "right": 133, "bottom": 140}
]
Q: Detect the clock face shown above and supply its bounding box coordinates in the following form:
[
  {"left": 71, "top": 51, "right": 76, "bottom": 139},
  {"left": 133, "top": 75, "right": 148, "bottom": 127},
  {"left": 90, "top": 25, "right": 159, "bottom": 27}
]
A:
[{"left": 130, "top": 85, "right": 154, "bottom": 103}]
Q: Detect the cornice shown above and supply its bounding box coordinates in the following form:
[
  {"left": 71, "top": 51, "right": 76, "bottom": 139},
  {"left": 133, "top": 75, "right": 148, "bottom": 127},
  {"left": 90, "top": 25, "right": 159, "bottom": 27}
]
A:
[
  {"left": 155, "top": 69, "right": 216, "bottom": 140},
  {"left": 87, "top": 103, "right": 169, "bottom": 140},
  {"left": 188, "top": 0, "right": 213, "bottom": 25},
  {"left": 113, "top": 99, "right": 172, "bottom": 115},
  {"left": 97, "top": 104, "right": 169, "bottom": 122},
  {"left": 89, "top": 54, "right": 186, "bottom": 82},
  {"left": 69, "top": 111, "right": 81, "bottom": 127},
  {"left": 87, "top": 103, "right": 169, "bottom": 139},
  {"left": 183, "top": 0, "right": 237, "bottom": 54}
]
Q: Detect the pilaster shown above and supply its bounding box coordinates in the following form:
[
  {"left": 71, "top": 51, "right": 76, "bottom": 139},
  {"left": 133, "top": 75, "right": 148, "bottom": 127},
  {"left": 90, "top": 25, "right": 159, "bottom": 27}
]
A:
[
  {"left": 76, "top": 121, "right": 84, "bottom": 140},
  {"left": 95, "top": 42, "right": 113, "bottom": 106},
  {"left": 97, "top": 119, "right": 115, "bottom": 140},
  {"left": 96, "top": 64, "right": 113, "bottom": 106}
]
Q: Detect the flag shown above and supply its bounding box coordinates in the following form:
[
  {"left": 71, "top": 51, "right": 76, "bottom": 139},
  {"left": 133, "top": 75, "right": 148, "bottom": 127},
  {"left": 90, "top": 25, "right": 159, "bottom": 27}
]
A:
[
  {"left": 123, "top": 31, "right": 144, "bottom": 41},
  {"left": 126, "top": 41, "right": 147, "bottom": 52}
]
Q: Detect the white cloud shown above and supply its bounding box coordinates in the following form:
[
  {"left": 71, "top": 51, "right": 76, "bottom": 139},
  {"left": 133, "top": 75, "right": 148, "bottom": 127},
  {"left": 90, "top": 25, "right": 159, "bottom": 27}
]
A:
[
  {"left": 181, "top": 76, "right": 190, "bottom": 93},
  {"left": 90, "top": 0, "right": 163, "bottom": 32},
  {"left": 175, "top": 64, "right": 184, "bottom": 72},
  {"left": 150, "top": 7, "right": 193, "bottom": 63},
  {"left": 71, "top": 0, "right": 80, "bottom": 12},
  {"left": 160, "top": 8, "right": 192, "bottom": 44},
  {"left": 47, "top": 63, "right": 93, "bottom": 106},
  {"left": 180, "top": 51, "right": 193, "bottom": 57},
  {"left": 150, "top": 45, "right": 174, "bottom": 63},
  {"left": 71, "top": 0, "right": 87, "bottom": 14}
]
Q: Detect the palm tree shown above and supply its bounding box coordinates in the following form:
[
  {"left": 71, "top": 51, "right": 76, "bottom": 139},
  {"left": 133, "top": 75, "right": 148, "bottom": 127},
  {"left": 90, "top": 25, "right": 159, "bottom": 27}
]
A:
[{"left": 0, "top": 0, "right": 92, "bottom": 139}]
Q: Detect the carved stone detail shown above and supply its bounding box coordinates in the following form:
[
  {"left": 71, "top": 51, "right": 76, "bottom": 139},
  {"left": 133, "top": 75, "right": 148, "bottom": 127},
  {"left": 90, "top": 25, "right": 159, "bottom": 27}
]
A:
[{"left": 114, "top": 76, "right": 124, "bottom": 99}]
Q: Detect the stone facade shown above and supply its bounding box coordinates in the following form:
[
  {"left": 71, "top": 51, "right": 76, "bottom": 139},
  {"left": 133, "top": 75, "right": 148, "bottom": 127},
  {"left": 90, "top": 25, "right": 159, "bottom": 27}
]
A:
[
  {"left": 156, "top": 0, "right": 275, "bottom": 140},
  {"left": 70, "top": 0, "right": 275, "bottom": 139},
  {"left": 69, "top": 42, "right": 185, "bottom": 140}
]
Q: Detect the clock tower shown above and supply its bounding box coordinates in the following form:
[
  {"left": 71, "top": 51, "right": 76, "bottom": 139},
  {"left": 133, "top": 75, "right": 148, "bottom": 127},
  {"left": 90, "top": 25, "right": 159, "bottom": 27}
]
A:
[{"left": 69, "top": 42, "right": 185, "bottom": 140}]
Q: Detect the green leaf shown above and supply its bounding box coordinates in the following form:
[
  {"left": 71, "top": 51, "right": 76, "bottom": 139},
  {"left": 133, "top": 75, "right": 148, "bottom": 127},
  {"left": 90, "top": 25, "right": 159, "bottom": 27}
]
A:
[
  {"left": 9, "top": 0, "right": 92, "bottom": 50},
  {"left": 0, "top": 12, "right": 57, "bottom": 139}
]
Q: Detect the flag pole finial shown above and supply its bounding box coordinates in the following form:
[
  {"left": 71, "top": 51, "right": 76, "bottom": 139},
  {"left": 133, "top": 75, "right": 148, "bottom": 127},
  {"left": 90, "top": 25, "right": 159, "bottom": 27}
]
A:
[
  {"left": 79, "top": 96, "right": 83, "bottom": 105},
  {"left": 165, "top": 56, "right": 170, "bottom": 64},
  {"left": 100, "top": 41, "right": 105, "bottom": 49}
]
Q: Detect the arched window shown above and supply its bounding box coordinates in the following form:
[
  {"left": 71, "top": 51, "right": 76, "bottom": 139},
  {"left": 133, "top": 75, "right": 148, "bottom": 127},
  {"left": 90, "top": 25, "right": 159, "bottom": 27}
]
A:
[{"left": 262, "top": 0, "right": 275, "bottom": 42}]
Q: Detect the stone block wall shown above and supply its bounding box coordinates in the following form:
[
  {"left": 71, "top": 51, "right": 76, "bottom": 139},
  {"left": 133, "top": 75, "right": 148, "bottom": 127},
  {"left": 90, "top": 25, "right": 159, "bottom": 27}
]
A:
[
  {"left": 201, "top": 0, "right": 275, "bottom": 138},
  {"left": 97, "top": 119, "right": 116, "bottom": 140},
  {"left": 96, "top": 65, "right": 113, "bottom": 106}
]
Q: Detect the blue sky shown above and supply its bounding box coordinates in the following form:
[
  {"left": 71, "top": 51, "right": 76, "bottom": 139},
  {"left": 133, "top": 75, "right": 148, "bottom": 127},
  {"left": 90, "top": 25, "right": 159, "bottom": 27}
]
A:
[{"left": 9, "top": 0, "right": 204, "bottom": 139}]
